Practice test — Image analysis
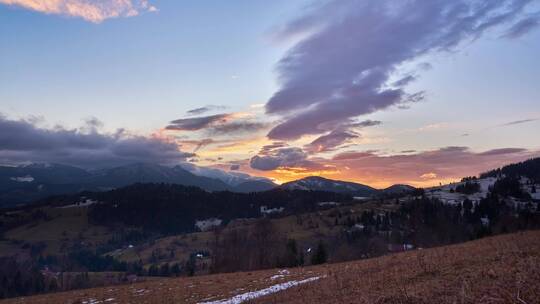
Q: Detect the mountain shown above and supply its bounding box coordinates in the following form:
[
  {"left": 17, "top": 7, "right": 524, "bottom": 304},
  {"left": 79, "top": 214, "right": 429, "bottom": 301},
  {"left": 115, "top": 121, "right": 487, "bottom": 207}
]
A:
[
  {"left": 176, "top": 163, "right": 276, "bottom": 188},
  {"left": 90, "top": 163, "right": 230, "bottom": 191},
  {"left": 232, "top": 180, "right": 277, "bottom": 193},
  {"left": 280, "top": 176, "right": 377, "bottom": 196},
  {"left": 0, "top": 163, "right": 231, "bottom": 207},
  {"left": 0, "top": 163, "right": 93, "bottom": 207},
  {"left": 381, "top": 184, "right": 417, "bottom": 195}
]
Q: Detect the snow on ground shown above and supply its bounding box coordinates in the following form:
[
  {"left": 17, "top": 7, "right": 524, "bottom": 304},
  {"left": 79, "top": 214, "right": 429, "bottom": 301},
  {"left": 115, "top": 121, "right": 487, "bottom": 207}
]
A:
[
  {"left": 197, "top": 276, "right": 324, "bottom": 304},
  {"left": 260, "top": 206, "right": 284, "bottom": 215},
  {"left": 425, "top": 177, "right": 497, "bottom": 205},
  {"left": 10, "top": 175, "right": 34, "bottom": 182},
  {"left": 58, "top": 199, "right": 98, "bottom": 208},
  {"left": 195, "top": 218, "right": 223, "bottom": 231},
  {"left": 270, "top": 269, "right": 290, "bottom": 280}
]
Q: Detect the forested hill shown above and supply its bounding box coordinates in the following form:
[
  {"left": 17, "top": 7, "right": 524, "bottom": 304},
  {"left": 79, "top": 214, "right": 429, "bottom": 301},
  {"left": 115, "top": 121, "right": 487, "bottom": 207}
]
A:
[
  {"left": 480, "top": 157, "right": 540, "bottom": 182},
  {"left": 40, "top": 183, "right": 352, "bottom": 234}
]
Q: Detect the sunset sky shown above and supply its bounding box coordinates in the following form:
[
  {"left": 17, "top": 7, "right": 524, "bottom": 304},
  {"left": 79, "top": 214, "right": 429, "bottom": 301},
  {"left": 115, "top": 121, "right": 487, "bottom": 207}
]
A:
[{"left": 1, "top": 0, "right": 540, "bottom": 188}]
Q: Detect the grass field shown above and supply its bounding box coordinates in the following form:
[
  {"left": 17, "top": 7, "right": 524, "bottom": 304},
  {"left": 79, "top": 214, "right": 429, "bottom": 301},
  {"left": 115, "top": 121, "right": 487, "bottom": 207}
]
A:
[{"left": 2, "top": 230, "right": 538, "bottom": 304}]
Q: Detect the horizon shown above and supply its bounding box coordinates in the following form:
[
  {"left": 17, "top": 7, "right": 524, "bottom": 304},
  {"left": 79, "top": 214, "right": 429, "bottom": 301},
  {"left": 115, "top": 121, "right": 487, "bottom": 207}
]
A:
[{"left": 2, "top": 0, "right": 540, "bottom": 188}]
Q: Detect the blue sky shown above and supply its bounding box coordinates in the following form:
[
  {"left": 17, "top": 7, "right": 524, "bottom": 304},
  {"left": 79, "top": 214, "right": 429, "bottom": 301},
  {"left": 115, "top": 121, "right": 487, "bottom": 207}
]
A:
[{"left": 1, "top": 0, "right": 539, "bottom": 187}]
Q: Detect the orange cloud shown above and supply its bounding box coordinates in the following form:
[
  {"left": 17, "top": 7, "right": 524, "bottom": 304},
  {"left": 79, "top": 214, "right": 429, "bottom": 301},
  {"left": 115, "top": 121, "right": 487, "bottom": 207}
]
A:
[
  {"left": 0, "top": 0, "right": 157, "bottom": 23},
  {"left": 236, "top": 146, "right": 539, "bottom": 189}
]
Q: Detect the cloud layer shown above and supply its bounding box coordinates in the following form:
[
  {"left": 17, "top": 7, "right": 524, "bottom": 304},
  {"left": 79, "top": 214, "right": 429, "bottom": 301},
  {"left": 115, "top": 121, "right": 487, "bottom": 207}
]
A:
[
  {"left": 246, "top": 146, "right": 538, "bottom": 187},
  {"left": 266, "top": 0, "right": 539, "bottom": 141},
  {"left": 0, "top": 115, "right": 192, "bottom": 168},
  {"left": 0, "top": 0, "right": 157, "bottom": 23}
]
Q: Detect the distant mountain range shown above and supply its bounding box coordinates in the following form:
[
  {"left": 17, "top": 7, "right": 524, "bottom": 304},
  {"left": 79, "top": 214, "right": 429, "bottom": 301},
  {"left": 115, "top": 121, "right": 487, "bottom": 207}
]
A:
[
  {"left": 0, "top": 163, "right": 276, "bottom": 207},
  {"left": 0, "top": 162, "right": 420, "bottom": 208}
]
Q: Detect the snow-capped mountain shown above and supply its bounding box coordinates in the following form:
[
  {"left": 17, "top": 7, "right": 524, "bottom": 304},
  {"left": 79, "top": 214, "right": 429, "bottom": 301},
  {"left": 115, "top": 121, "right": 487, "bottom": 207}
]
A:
[
  {"left": 280, "top": 176, "right": 378, "bottom": 196},
  {"left": 175, "top": 163, "right": 275, "bottom": 187}
]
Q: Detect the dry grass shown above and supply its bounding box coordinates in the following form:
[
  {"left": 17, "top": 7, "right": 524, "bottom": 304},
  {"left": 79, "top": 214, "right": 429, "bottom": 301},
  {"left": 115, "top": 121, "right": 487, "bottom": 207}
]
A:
[
  {"left": 2, "top": 230, "right": 539, "bottom": 304},
  {"left": 253, "top": 230, "right": 540, "bottom": 304}
]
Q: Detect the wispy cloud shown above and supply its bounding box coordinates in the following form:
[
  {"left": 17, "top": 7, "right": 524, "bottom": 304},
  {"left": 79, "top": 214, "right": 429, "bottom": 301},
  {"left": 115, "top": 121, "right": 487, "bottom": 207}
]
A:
[
  {"left": 0, "top": 0, "right": 157, "bottom": 23},
  {"left": 166, "top": 114, "right": 233, "bottom": 131},
  {"left": 186, "top": 105, "right": 228, "bottom": 116},
  {"left": 266, "top": 0, "right": 537, "bottom": 141},
  {"left": 499, "top": 118, "right": 538, "bottom": 127},
  {"left": 503, "top": 14, "right": 540, "bottom": 38}
]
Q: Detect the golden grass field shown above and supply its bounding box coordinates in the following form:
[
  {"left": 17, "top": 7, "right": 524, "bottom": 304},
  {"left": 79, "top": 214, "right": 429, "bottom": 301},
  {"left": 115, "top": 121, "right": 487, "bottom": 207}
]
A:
[{"left": 2, "top": 230, "right": 539, "bottom": 304}]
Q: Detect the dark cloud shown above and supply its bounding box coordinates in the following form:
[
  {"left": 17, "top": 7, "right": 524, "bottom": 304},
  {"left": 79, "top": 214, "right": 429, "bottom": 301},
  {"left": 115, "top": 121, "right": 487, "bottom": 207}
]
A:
[
  {"left": 266, "top": 0, "right": 535, "bottom": 140},
  {"left": 166, "top": 114, "right": 231, "bottom": 131},
  {"left": 250, "top": 146, "right": 308, "bottom": 171},
  {"left": 303, "top": 119, "right": 381, "bottom": 154},
  {"left": 499, "top": 118, "right": 538, "bottom": 126},
  {"left": 349, "top": 120, "right": 382, "bottom": 128},
  {"left": 0, "top": 115, "right": 193, "bottom": 168},
  {"left": 479, "top": 148, "right": 528, "bottom": 156},
  {"left": 392, "top": 75, "right": 417, "bottom": 88},
  {"left": 503, "top": 15, "right": 540, "bottom": 38},
  {"left": 207, "top": 121, "right": 269, "bottom": 135},
  {"left": 305, "top": 130, "right": 359, "bottom": 154},
  {"left": 179, "top": 138, "right": 216, "bottom": 152},
  {"left": 186, "top": 105, "right": 228, "bottom": 116},
  {"left": 332, "top": 151, "right": 376, "bottom": 161},
  {"left": 230, "top": 164, "right": 240, "bottom": 170}
]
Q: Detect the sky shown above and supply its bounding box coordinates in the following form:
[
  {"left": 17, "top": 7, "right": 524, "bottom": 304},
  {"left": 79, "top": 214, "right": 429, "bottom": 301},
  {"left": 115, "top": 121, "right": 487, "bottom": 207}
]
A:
[{"left": 1, "top": 0, "right": 540, "bottom": 188}]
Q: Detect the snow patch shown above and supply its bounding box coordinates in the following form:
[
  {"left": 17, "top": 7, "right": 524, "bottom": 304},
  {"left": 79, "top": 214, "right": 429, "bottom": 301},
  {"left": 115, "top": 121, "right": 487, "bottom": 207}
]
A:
[
  {"left": 10, "top": 175, "right": 34, "bottom": 182},
  {"left": 197, "top": 276, "right": 324, "bottom": 304},
  {"left": 318, "top": 201, "right": 339, "bottom": 207},
  {"left": 59, "top": 199, "right": 98, "bottom": 208},
  {"left": 260, "top": 206, "right": 284, "bottom": 215},
  {"left": 196, "top": 218, "right": 222, "bottom": 231}
]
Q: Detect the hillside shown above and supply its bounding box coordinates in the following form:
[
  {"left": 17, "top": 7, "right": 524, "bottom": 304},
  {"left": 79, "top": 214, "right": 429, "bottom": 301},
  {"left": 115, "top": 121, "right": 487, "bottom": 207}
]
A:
[
  {"left": 281, "top": 176, "right": 378, "bottom": 196},
  {"left": 2, "top": 230, "right": 538, "bottom": 304}
]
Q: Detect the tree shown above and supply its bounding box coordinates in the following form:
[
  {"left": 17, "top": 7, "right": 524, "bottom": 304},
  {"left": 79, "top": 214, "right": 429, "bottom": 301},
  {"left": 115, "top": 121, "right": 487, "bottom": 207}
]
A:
[
  {"left": 282, "top": 239, "right": 302, "bottom": 267},
  {"left": 311, "top": 241, "right": 328, "bottom": 265},
  {"left": 171, "top": 263, "right": 181, "bottom": 277},
  {"left": 185, "top": 255, "right": 196, "bottom": 277},
  {"left": 159, "top": 263, "right": 170, "bottom": 277}
]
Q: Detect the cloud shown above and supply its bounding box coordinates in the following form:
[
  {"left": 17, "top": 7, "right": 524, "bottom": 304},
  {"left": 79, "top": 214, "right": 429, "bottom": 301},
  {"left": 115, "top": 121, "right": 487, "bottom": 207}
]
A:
[
  {"left": 331, "top": 151, "right": 375, "bottom": 161},
  {"left": 304, "top": 130, "right": 359, "bottom": 154},
  {"left": 478, "top": 148, "right": 527, "bottom": 156},
  {"left": 250, "top": 146, "right": 308, "bottom": 171},
  {"left": 503, "top": 14, "right": 540, "bottom": 38},
  {"left": 166, "top": 114, "right": 232, "bottom": 131},
  {"left": 420, "top": 172, "right": 438, "bottom": 180},
  {"left": 325, "top": 146, "right": 537, "bottom": 187},
  {"left": 178, "top": 138, "right": 216, "bottom": 152},
  {"left": 230, "top": 164, "right": 240, "bottom": 171},
  {"left": 303, "top": 119, "right": 381, "bottom": 154},
  {"left": 499, "top": 118, "right": 538, "bottom": 126},
  {"left": 266, "top": 0, "right": 536, "bottom": 140},
  {"left": 0, "top": 0, "right": 157, "bottom": 23},
  {"left": 207, "top": 121, "right": 269, "bottom": 136},
  {"left": 0, "top": 115, "right": 193, "bottom": 168},
  {"left": 186, "top": 105, "right": 228, "bottom": 116}
]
